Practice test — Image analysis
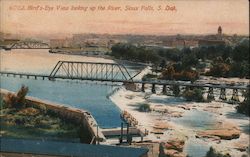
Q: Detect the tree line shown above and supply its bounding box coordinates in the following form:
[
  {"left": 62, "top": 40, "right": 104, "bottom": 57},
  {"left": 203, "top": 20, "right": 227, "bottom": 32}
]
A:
[{"left": 111, "top": 38, "right": 249, "bottom": 79}]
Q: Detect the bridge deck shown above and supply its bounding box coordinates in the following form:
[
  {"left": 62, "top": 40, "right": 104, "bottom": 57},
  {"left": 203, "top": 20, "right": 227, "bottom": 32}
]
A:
[{"left": 1, "top": 71, "right": 248, "bottom": 90}]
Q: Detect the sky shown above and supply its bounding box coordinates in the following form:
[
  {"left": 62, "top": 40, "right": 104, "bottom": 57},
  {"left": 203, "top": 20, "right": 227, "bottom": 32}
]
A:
[{"left": 0, "top": 0, "right": 249, "bottom": 38}]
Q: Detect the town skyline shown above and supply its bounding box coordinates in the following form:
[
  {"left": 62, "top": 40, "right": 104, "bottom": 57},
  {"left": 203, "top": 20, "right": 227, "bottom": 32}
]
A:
[{"left": 1, "top": 0, "right": 249, "bottom": 39}]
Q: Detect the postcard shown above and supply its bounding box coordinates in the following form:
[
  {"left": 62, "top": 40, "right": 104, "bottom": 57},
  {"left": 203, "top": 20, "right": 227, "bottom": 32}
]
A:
[{"left": 0, "top": 0, "right": 249, "bottom": 157}]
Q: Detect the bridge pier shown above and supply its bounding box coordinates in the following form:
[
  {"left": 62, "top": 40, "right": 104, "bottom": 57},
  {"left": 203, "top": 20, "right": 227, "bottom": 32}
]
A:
[
  {"left": 141, "top": 83, "right": 145, "bottom": 92},
  {"left": 151, "top": 84, "right": 156, "bottom": 93},
  {"left": 20, "top": 75, "right": 22, "bottom": 78},
  {"left": 243, "top": 90, "right": 248, "bottom": 102},
  {"left": 207, "top": 87, "right": 215, "bottom": 101},
  {"left": 173, "top": 85, "right": 180, "bottom": 97},
  {"left": 42, "top": 77, "right": 45, "bottom": 80},
  {"left": 27, "top": 75, "right": 29, "bottom": 79},
  {"left": 231, "top": 89, "right": 239, "bottom": 102},
  {"left": 219, "top": 88, "right": 227, "bottom": 100},
  {"left": 162, "top": 85, "right": 167, "bottom": 94}
]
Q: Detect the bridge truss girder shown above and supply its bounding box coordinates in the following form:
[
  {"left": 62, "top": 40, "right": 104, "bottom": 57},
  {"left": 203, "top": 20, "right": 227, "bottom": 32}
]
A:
[
  {"left": 11, "top": 41, "right": 49, "bottom": 49},
  {"left": 49, "top": 61, "right": 133, "bottom": 82}
]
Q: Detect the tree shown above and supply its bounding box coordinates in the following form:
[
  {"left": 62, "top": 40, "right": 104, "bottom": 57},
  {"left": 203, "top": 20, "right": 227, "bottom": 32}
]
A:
[
  {"left": 181, "top": 48, "right": 198, "bottom": 69},
  {"left": 162, "top": 65, "right": 175, "bottom": 80},
  {"left": 208, "top": 62, "right": 230, "bottom": 77},
  {"left": 4, "top": 85, "right": 29, "bottom": 109},
  {"left": 159, "top": 59, "right": 166, "bottom": 70},
  {"left": 138, "top": 103, "right": 151, "bottom": 112},
  {"left": 232, "top": 39, "right": 249, "bottom": 62},
  {"left": 182, "top": 88, "right": 204, "bottom": 102}
]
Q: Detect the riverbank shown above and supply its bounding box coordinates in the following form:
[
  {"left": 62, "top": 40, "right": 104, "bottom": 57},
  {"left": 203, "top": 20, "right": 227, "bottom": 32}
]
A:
[
  {"left": 0, "top": 88, "right": 105, "bottom": 144},
  {"left": 110, "top": 87, "right": 250, "bottom": 157}
]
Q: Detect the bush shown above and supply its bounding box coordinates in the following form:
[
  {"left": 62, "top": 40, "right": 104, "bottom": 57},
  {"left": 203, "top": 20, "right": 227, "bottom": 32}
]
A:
[
  {"left": 142, "top": 73, "right": 158, "bottom": 81},
  {"left": 182, "top": 88, "right": 204, "bottom": 102},
  {"left": 207, "top": 62, "right": 230, "bottom": 77},
  {"left": 3, "top": 85, "right": 29, "bottom": 109},
  {"left": 138, "top": 103, "right": 151, "bottom": 112},
  {"left": 161, "top": 65, "right": 199, "bottom": 82}
]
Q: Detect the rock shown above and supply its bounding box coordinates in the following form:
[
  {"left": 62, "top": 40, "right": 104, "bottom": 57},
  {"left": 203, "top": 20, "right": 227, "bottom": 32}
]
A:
[
  {"left": 153, "top": 122, "right": 172, "bottom": 130},
  {"left": 151, "top": 129, "right": 164, "bottom": 134},
  {"left": 125, "top": 95, "right": 134, "bottom": 99},
  {"left": 165, "top": 139, "right": 185, "bottom": 152},
  {"left": 164, "top": 149, "right": 186, "bottom": 157},
  {"left": 233, "top": 143, "right": 248, "bottom": 152},
  {"left": 196, "top": 123, "right": 240, "bottom": 140},
  {"left": 159, "top": 138, "right": 186, "bottom": 157},
  {"left": 169, "top": 112, "right": 183, "bottom": 118},
  {"left": 177, "top": 105, "right": 191, "bottom": 110}
]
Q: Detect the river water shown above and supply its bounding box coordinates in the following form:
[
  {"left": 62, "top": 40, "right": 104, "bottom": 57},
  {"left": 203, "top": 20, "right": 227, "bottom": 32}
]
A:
[{"left": 0, "top": 49, "right": 144, "bottom": 128}]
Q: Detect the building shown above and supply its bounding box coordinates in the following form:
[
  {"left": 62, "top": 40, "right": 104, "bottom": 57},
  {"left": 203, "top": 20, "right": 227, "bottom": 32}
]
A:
[
  {"left": 198, "top": 26, "right": 226, "bottom": 47},
  {"left": 50, "top": 39, "right": 71, "bottom": 48}
]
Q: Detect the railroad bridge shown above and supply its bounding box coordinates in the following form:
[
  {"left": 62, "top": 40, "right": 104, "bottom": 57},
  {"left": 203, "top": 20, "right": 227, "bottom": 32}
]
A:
[
  {"left": 0, "top": 61, "right": 249, "bottom": 102},
  {"left": 2, "top": 41, "right": 49, "bottom": 50},
  {"left": 49, "top": 61, "right": 134, "bottom": 82}
]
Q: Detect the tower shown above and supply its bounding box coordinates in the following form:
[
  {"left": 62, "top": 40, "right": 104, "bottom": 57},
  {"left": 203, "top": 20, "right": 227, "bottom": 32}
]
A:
[
  {"left": 218, "top": 26, "right": 222, "bottom": 35},
  {"left": 217, "top": 26, "right": 222, "bottom": 40}
]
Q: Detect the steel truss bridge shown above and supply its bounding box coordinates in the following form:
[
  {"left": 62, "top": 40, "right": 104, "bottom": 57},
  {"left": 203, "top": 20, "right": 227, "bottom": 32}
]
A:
[
  {"left": 0, "top": 61, "right": 249, "bottom": 102},
  {"left": 49, "top": 61, "right": 134, "bottom": 81},
  {"left": 3, "top": 41, "right": 49, "bottom": 49}
]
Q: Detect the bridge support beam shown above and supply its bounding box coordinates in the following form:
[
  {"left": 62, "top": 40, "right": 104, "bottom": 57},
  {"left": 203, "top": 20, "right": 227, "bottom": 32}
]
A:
[
  {"left": 231, "top": 89, "right": 239, "bottom": 102},
  {"left": 243, "top": 90, "right": 248, "bottom": 102},
  {"left": 219, "top": 88, "right": 227, "bottom": 100},
  {"left": 162, "top": 85, "right": 167, "bottom": 94},
  {"left": 151, "top": 84, "right": 156, "bottom": 93},
  {"left": 207, "top": 87, "right": 215, "bottom": 101},
  {"left": 141, "top": 83, "right": 145, "bottom": 92},
  {"left": 173, "top": 85, "right": 180, "bottom": 97}
]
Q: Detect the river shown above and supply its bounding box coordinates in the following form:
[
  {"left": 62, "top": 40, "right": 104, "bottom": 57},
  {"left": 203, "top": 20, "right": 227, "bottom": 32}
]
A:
[{"left": 0, "top": 49, "right": 144, "bottom": 128}]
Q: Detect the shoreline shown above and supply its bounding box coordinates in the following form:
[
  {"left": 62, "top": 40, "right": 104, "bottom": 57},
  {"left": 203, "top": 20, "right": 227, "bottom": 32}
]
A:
[{"left": 110, "top": 86, "right": 249, "bottom": 157}]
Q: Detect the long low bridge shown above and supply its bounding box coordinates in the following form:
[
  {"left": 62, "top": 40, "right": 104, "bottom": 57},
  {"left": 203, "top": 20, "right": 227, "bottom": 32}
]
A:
[
  {"left": 1, "top": 61, "right": 249, "bottom": 101},
  {"left": 0, "top": 70, "right": 248, "bottom": 89},
  {"left": 1, "top": 41, "right": 50, "bottom": 50}
]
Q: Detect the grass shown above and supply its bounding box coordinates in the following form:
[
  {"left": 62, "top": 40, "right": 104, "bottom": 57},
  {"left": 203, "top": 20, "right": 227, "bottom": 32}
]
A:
[{"left": 0, "top": 107, "right": 80, "bottom": 142}]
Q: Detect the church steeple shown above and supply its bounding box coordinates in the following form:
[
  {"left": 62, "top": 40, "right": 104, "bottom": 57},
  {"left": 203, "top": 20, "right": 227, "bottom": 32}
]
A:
[{"left": 218, "top": 26, "right": 222, "bottom": 35}]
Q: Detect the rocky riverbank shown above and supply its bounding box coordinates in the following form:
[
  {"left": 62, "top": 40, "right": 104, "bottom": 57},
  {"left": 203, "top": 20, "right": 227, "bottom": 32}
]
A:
[{"left": 110, "top": 87, "right": 250, "bottom": 157}]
